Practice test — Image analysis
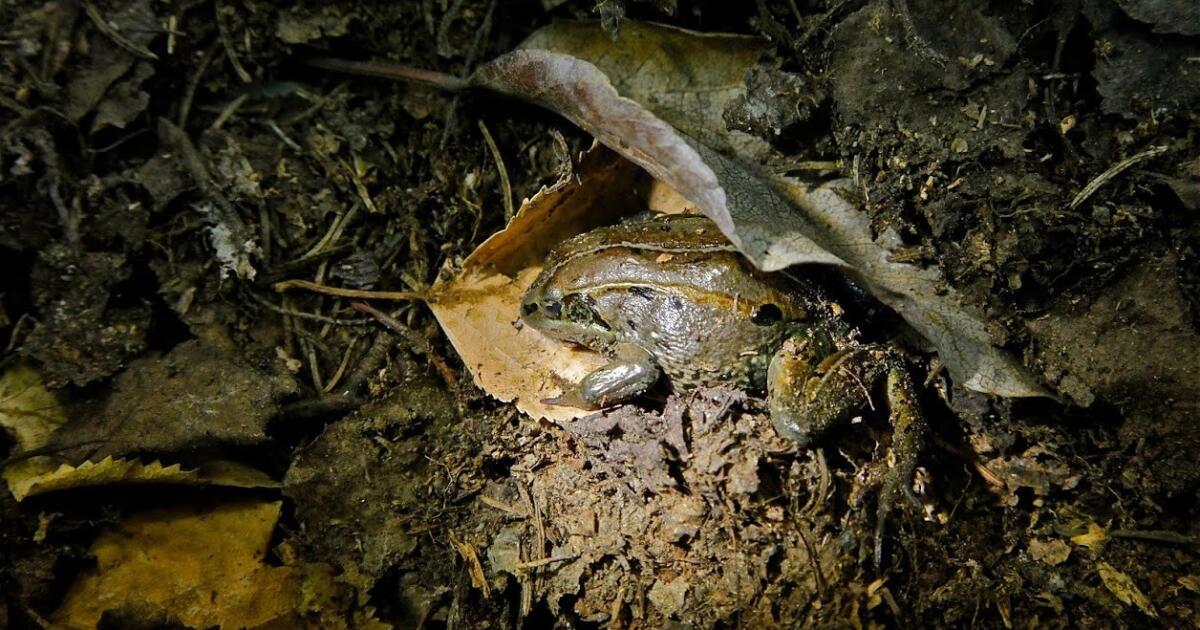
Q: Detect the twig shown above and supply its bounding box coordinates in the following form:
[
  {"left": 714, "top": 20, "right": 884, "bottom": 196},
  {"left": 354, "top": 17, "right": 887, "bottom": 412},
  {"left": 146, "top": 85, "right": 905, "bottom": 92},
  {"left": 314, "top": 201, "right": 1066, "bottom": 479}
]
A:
[
  {"left": 352, "top": 302, "right": 458, "bottom": 387},
  {"left": 264, "top": 119, "right": 302, "bottom": 152},
  {"left": 306, "top": 58, "right": 469, "bottom": 92},
  {"left": 157, "top": 117, "right": 254, "bottom": 258},
  {"left": 1110, "top": 529, "right": 1198, "bottom": 547},
  {"left": 247, "top": 292, "right": 372, "bottom": 326},
  {"left": 273, "top": 279, "right": 425, "bottom": 302},
  {"left": 179, "top": 42, "right": 219, "bottom": 128},
  {"left": 890, "top": 0, "right": 948, "bottom": 67},
  {"left": 1069, "top": 145, "right": 1168, "bottom": 209},
  {"left": 208, "top": 92, "right": 247, "bottom": 131},
  {"left": 336, "top": 332, "right": 390, "bottom": 395},
  {"left": 478, "top": 120, "right": 514, "bottom": 221},
  {"left": 302, "top": 337, "right": 323, "bottom": 392},
  {"left": 321, "top": 336, "right": 359, "bottom": 394},
  {"left": 215, "top": 0, "right": 252, "bottom": 83},
  {"left": 478, "top": 494, "right": 528, "bottom": 517},
  {"left": 83, "top": 0, "right": 159, "bottom": 60},
  {"left": 513, "top": 555, "right": 578, "bottom": 570}
]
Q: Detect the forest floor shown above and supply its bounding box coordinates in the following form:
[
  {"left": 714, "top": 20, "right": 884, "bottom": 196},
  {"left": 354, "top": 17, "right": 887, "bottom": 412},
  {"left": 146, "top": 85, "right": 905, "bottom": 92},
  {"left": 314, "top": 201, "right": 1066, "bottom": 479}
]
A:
[{"left": 1, "top": 0, "right": 1198, "bottom": 628}]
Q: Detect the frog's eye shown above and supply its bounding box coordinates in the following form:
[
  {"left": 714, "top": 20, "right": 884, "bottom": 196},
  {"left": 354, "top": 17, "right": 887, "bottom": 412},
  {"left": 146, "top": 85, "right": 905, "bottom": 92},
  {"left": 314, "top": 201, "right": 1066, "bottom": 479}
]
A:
[
  {"left": 541, "top": 299, "right": 562, "bottom": 318},
  {"left": 751, "top": 303, "right": 783, "bottom": 325},
  {"left": 563, "top": 294, "right": 595, "bottom": 323},
  {"left": 521, "top": 301, "right": 538, "bottom": 317}
]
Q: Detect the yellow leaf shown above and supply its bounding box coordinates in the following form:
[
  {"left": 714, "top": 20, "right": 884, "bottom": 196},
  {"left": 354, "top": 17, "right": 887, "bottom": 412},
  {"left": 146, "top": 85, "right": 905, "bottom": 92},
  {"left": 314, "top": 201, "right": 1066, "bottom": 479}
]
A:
[
  {"left": 53, "top": 499, "right": 301, "bottom": 630},
  {"left": 1097, "top": 561, "right": 1157, "bottom": 618},
  {"left": 1070, "top": 522, "right": 1108, "bottom": 550},
  {"left": 4, "top": 455, "right": 278, "bottom": 501},
  {"left": 0, "top": 364, "right": 67, "bottom": 451}
]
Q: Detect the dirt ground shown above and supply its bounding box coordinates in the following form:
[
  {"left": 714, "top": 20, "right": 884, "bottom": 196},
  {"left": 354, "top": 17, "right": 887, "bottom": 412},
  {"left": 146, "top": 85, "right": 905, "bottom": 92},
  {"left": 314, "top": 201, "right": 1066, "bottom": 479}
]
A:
[{"left": 1, "top": 0, "right": 1198, "bottom": 628}]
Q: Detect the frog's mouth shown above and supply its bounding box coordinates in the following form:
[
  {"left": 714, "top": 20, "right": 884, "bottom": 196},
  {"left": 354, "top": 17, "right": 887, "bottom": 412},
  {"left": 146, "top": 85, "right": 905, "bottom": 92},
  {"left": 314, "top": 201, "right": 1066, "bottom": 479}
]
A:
[{"left": 519, "top": 300, "right": 614, "bottom": 350}]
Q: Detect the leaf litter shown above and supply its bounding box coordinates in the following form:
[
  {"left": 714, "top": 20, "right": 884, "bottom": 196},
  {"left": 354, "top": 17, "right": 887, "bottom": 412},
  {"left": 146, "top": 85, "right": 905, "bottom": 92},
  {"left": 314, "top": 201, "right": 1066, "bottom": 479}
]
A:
[
  {"left": 465, "top": 20, "right": 1046, "bottom": 398},
  {"left": 2, "top": 1, "right": 1199, "bottom": 628}
]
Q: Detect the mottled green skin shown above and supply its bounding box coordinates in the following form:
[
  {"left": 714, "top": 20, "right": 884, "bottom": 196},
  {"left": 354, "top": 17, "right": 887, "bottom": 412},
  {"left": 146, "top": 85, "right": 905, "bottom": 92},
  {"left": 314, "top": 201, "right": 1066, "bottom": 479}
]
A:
[{"left": 521, "top": 214, "right": 927, "bottom": 567}]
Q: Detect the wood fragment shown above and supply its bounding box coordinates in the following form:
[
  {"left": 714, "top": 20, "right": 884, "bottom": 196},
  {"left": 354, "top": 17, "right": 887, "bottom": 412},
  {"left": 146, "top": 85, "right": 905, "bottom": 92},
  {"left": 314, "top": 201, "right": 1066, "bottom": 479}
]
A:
[
  {"left": 448, "top": 530, "right": 490, "bottom": 598},
  {"left": 1069, "top": 145, "right": 1168, "bottom": 209},
  {"left": 273, "top": 279, "right": 425, "bottom": 302}
]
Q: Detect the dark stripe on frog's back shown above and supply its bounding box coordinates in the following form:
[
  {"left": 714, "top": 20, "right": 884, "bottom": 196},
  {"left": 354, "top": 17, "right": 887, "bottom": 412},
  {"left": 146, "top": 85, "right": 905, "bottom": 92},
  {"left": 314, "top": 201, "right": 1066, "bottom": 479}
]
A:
[
  {"left": 538, "top": 216, "right": 738, "bottom": 283},
  {"left": 546, "top": 241, "right": 811, "bottom": 321}
]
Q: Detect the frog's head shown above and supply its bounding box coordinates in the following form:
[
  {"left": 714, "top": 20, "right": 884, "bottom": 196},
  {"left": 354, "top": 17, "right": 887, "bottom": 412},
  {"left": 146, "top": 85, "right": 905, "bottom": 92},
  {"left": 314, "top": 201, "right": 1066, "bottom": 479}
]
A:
[{"left": 521, "top": 279, "right": 615, "bottom": 350}]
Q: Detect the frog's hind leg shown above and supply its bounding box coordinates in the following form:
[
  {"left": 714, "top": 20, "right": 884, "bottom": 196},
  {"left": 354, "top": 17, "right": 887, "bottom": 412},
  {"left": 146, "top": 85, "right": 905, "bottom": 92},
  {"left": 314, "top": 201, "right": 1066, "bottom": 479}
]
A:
[
  {"left": 874, "top": 366, "right": 927, "bottom": 569},
  {"left": 767, "top": 336, "right": 887, "bottom": 446},
  {"left": 768, "top": 339, "right": 927, "bottom": 569}
]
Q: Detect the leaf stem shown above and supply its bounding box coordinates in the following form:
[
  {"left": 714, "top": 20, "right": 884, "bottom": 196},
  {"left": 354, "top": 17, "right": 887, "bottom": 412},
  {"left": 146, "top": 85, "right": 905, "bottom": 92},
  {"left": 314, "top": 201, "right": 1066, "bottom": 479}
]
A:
[{"left": 306, "top": 57, "right": 470, "bottom": 92}]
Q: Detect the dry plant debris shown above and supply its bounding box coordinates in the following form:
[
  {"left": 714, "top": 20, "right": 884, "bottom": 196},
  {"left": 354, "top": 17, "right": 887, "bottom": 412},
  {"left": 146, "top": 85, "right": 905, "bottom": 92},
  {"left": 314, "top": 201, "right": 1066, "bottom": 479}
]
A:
[
  {"left": 51, "top": 498, "right": 387, "bottom": 629},
  {"left": 1, "top": 0, "right": 1198, "bottom": 628},
  {"left": 468, "top": 20, "right": 1047, "bottom": 399}
]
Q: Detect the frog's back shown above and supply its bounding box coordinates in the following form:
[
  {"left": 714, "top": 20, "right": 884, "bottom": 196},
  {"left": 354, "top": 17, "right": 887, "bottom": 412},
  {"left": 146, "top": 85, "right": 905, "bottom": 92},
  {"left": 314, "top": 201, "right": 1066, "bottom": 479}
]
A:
[{"left": 539, "top": 216, "right": 821, "bottom": 389}]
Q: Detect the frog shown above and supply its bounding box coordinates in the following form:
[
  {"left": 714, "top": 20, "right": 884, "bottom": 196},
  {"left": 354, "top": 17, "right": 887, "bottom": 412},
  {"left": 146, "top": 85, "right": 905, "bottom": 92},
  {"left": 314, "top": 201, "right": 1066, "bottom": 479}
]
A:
[{"left": 520, "top": 214, "right": 926, "bottom": 567}]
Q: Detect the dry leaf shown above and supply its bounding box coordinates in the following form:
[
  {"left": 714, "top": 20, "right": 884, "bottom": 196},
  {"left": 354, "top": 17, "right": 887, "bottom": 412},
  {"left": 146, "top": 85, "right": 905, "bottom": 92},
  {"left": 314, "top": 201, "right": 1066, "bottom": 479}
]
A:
[
  {"left": 53, "top": 499, "right": 300, "bottom": 629},
  {"left": 428, "top": 147, "right": 650, "bottom": 421},
  {"left": 1097, "top": 561, "right": 1158, "bottom": 618},
  {"left": 1027, "top": 538, "right": 1071, "bottom": 566},
  {"left": 0, "top": 363, "right": 68, "bottom": 451},
  {"left": 470, "top": 21, "right": 1045, "bottom": 398},
  {"left": 1071, "top": 522, "right": 1109, "bottom": 551},
  {"left": 518, "top": 21, "right": 772, "bottom": 160},
  {"left": 5, "top": 455, "right": 278, "bottom": 501},
  {"left": 1178, "top": 575, "right": 1200, "bottom": 594}
]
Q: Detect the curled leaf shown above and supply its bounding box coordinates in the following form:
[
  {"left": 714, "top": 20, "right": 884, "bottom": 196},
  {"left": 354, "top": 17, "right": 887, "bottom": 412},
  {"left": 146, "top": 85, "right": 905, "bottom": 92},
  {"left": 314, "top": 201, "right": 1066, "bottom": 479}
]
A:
[
  {"left": 469, "top": 22, "right": 1045, "bottom": 397},
  {"left": 427, "top": 148, "right": 650, "bottom": 421}
]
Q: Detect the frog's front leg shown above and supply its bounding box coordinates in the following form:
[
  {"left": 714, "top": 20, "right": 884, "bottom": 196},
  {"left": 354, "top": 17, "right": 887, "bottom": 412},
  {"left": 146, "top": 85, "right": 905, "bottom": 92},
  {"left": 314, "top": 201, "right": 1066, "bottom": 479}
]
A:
[
  {"left": 550, "top": 342, "right": 661, "bottom": 409},
  {"left": 768, "top": 334, "right": 927, "bottom": 568}
]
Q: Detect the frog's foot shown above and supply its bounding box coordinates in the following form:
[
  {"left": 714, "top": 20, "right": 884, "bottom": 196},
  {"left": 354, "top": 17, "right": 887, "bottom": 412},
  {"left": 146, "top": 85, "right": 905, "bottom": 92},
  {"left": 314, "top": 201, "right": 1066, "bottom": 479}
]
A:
[
  {"left": 545, "top": 342, "right": 661, "bottom": 409},
  {"left": 768, "top": 339, "right": 927, "bottom": 569},
  {"left": 767, "top": 335, "right": 883, "bottom": 446}
]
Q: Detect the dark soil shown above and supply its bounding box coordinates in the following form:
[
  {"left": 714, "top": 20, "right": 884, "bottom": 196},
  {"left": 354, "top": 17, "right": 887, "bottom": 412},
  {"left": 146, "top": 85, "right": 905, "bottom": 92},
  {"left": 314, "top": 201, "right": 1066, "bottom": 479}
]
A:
[{"left": 1, "top": 0, "right": 1197, "bottom": 628}]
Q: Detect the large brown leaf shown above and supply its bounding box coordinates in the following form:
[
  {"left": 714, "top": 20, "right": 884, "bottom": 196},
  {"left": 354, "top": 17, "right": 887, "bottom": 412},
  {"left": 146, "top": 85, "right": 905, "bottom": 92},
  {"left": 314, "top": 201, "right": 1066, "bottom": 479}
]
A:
[{"left": 467, "top": 22, "right": 1045, "bottom": 397}]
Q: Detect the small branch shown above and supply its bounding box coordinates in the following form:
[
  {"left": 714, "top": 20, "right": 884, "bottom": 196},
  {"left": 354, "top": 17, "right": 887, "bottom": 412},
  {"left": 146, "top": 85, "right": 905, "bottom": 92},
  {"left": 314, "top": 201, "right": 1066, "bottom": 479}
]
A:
[
  {"left": 83, "top": 0, "right": 159, "bottom": 60},
  {"left": 306, "top": 57, "right": 470, "bottom": 92},
  {"left": 352, "top": 302, "right": 458, "bottom": 387},
  {"left": 1070, "top": 145, "right": 1168, "bottom": 210},
  {"left": 513, "top": 555, "right": 578, "bottom": 570},
  {"left": 273, "top": 279, "right": 426, "bottom": 302},
  {"left": 478, "top": 119, "right": 514, "bottom": 221}
]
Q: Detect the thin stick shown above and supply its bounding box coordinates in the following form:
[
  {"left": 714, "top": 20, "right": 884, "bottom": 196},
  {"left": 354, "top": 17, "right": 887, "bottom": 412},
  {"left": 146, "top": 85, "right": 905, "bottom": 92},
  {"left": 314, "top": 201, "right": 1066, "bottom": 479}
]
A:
[
  {"left": 322, "top": 336, "right": 359, "bottom": 394},
  {"left": 1069, "top": 145, "right": 1168, "bottom": 209},
  {"left": 306, "top": 58, "right": 470, "bottom": 92},
  {"left": 216, "top": 0, "right": 252, "bottom": 83},
  {"left": 352, "top": 302, "right": 458, "bottom": 387},
  {"left": 83, "top": 0, "right": 158, "bottom": 60},
  {"left": 478, "top": 120, "right": 514, "bottom": 221},
  {"left": 513, "top": 555, "right": 577, "bottom": 570},
  {"left": 273, "top": 279, "right": 425, "bottom": 301}
]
